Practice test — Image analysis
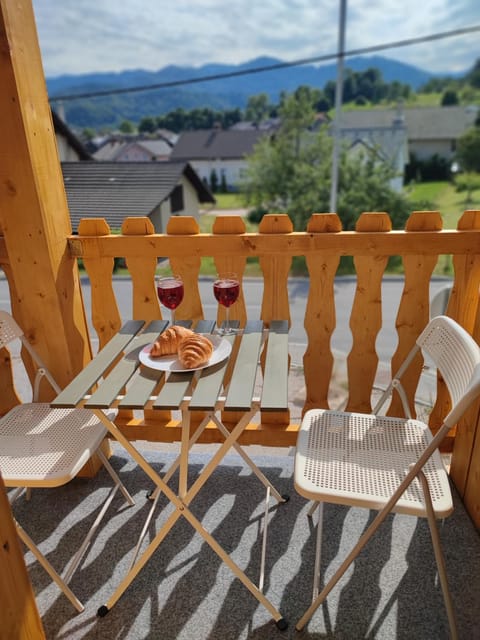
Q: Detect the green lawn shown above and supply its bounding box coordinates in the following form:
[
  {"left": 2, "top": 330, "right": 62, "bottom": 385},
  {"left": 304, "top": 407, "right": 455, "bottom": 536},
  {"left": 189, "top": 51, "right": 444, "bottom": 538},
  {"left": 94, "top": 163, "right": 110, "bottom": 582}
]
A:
[
  {"left": 405, "top": 180, "right": 480, "bottom": 228},
  {"left": 211, "top": 192, "right": 246, "bottom": 209}
]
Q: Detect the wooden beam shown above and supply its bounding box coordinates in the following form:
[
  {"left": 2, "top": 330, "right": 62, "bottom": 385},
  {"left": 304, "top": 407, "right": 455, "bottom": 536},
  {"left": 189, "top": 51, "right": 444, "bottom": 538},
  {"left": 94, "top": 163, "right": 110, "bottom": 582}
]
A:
[
  {"left": 0, "top": 0, "right": 91, "bottom": 392},
  {"left": 0, "top": 473, "right": 45, "bottom": 639}
]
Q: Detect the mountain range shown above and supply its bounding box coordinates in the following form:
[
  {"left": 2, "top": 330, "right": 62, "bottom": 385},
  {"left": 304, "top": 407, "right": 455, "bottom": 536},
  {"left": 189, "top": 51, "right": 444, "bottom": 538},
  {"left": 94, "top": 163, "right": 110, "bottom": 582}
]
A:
[{"left": 47, "top": 55, "right": 465, "bottom": 130}]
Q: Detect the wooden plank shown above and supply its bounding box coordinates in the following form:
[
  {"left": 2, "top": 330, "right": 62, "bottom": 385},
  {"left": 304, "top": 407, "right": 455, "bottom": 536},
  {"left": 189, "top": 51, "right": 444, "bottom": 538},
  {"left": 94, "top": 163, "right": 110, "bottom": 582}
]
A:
[
  {"left": 212, "top": 216, "right": 247, "bottom": 328},
  {"left": 69, "top": 228, "right": 480, "bottom": 260},
  {"left": 387, "top": 211, "right": 441, "bottom": 418},
  {"left": 153, "top": 372, "right": 195, "bottom": 410},
  {"left": 0, "top": 473, "right": 46, "bottom": 639},
  {"left": 52, "top": 320, "right": 145, "bottom": 407},
  {"left": 0, "top": 0, "right": 92, "bottom": 394},
  {"left": 122, "top": 218, "right": 160, "bottom": 323},
  {"left": 304, "top": 214, "right": 341, "bottom": 411},
  {"left": 79, "top": 219, "right": 122, "bottom": 350},
  {"left": 166, "top": 217, "right": 203, "bottom": 324},
  {"left": 85, "top": 321, "right": 167, "bottom": 409},
  {"left": 261, "top": 320, "right": 289, "bottom": 411},
  {"left": 224, "top": 321, "right": 263, "bottom": 411},
  {"left": 346, "top": 213, "right": 390, "bottom": 412},
  {"left": 189, "top": 334, "right": 235, "bottom": 411}
]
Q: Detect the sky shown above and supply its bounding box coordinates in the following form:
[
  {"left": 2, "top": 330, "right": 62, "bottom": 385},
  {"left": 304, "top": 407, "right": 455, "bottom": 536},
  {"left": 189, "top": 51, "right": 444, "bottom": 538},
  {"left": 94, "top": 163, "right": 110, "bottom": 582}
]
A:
[{"left": 32, "top": 0, "right": 480, "bottom": 79}]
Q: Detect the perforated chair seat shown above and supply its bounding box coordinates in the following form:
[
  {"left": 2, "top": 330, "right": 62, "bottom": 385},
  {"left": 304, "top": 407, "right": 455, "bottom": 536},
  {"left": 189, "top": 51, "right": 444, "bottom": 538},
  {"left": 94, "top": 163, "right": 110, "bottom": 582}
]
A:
[
  {"left": 0, "top": 404, "right": 107, "bottom": 487},
  {"left": 295, "top": 409, "right": 453, "bottom": 518},
  {"left": 0, "top": 310, "right": 134, "bottom": 612}
]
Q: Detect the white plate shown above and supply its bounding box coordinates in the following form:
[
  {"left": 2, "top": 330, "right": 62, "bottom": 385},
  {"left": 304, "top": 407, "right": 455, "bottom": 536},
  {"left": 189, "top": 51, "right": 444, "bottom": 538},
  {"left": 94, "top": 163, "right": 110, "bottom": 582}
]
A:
[{"left": 139, "top": 335, "right": 232, "bottom": 372}]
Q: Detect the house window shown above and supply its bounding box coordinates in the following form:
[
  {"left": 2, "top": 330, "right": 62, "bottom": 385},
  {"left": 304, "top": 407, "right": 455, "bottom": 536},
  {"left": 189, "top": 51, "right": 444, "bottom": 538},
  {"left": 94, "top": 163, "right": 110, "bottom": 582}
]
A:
[{"left": 170, "top": 185, "right": 184, "bottom": 213}]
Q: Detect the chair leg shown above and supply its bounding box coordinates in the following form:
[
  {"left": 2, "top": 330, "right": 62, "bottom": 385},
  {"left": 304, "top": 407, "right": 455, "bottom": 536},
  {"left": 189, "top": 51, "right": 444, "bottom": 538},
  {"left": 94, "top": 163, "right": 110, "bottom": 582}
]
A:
[
  {"left": 63, "top": 448, "right": 135, "bottom": 583},
  {"left": 97, "top": 448, "right": 135, "bottom": 506},
  {"left": 312, "top": 502, "right": 324, "bottom": 601},
  {"left": 15, "top": 521, "right": 84, "bottom": 612},
  {"left": 418, "top": 471, "right": 458, "bottom": 640}
]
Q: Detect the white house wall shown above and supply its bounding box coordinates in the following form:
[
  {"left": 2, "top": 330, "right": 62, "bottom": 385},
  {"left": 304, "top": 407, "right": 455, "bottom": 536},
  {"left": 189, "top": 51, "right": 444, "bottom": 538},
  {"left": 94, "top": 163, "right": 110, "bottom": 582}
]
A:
[
  {"left": 187, "top": 159, "right": 247, "bottom": 189},
  {"left": 409, "top": 139, "right": 456, "bottom": 161}
]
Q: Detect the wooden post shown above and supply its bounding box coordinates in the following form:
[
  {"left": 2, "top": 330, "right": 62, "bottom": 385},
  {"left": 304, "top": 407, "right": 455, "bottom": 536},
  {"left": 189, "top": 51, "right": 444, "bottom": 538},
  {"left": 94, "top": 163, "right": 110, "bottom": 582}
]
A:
[
  {"left": 0, "top": 0, "right": 92, "bottom": 395},
  {"left": 0, "top": 473, "right": 46, "bottom": 639}
]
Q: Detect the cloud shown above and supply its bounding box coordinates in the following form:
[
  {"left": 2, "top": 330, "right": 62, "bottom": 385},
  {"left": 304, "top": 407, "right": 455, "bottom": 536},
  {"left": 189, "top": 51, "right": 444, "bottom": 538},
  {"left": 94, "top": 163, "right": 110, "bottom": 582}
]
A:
[{"left": 32, "top": 0, "right": 479, "bottom": 77}]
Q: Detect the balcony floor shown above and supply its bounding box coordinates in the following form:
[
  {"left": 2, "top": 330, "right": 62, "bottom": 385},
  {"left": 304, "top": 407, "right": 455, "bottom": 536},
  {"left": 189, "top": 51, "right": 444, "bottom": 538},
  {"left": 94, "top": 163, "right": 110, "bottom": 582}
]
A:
[{"left": 13, "top": 442, "right": 480, "bottom": 640}]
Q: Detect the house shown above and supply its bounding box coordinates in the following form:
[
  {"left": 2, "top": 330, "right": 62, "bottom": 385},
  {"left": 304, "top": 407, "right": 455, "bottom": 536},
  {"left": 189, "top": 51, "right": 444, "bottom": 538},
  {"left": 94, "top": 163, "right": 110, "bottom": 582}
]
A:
[
  {"left": 332, "top": 106, "right": 408, "bottom": 192},
  {"left": 61, "top": 161, "right": 215, "bottom": 232},
  {"left": 93, "top": 136, "right": 175, "bottom": 162},
  {"left": 336, "top": 105, "right": 479, "bottom": 163},
  {"left": 52, "top": 110, "right": 92, "bottom": 161},
  {"left": 169, "top": 128, "right": 268, "bottom": 190}
]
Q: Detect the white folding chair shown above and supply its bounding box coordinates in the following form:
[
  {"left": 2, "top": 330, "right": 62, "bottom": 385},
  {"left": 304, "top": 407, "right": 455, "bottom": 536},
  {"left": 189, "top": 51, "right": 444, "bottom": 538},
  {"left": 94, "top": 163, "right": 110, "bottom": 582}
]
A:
[
  {"left": 0, "top": 311, "right": 134, "bottom": 612},
  {"left": 294, "top": 315, "right": 480, "bottom": 638}
]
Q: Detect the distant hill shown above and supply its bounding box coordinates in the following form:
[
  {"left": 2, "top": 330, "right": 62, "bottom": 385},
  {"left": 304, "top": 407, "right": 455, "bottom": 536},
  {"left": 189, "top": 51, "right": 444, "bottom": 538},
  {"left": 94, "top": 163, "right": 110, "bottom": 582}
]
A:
[{"left": 47, "top": 55, "right": 464, "bottom": 130}]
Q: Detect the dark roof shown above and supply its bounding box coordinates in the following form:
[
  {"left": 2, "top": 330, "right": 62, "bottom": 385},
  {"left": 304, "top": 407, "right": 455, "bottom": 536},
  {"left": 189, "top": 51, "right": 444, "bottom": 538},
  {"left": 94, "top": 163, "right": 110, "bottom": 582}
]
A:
[
  {"left": 170, "top": 129, "right": 267, "bottom": 161},
  {"left": 52, "top": 111, "right": 92, "bottom": 160},
  {"left": 337, "top": 106, "right": 478, "bottom": 140},
  {"left": 61, "top": 161, "right": 214, "bottom": 231}
]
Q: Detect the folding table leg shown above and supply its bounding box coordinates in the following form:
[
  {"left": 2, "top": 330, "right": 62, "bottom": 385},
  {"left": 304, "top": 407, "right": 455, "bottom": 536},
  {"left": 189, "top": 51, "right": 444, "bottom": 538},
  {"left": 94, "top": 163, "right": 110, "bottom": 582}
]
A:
[{"left": 97, "top": 408, "right": 288, "bottom": 629}]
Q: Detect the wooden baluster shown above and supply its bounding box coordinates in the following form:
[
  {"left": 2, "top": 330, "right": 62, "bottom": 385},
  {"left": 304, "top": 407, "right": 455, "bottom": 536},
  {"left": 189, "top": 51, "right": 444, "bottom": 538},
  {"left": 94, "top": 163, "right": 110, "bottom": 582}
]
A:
[
  {"left": 346, "top": 213, "right": 391, "bottom": 413},
  {"left": 439, "top": 210, "right": 480, "bottom": 461},
  {"left": 166, "top": 216, "right": 203, "bottom": 324},
  {"left": 304, "top": 213, "right": 341, "bottom": 412},
  {"left": 258, "top": 214, "right": 292, "bottom": 426},
  {"left": 387, "top": 211, "right": 442, "bottom": 418},
  {"left": 122, "top": 217, "right": 168, "bottom": 427},
  {"left": 0, "top": 473, "right": 45, "bottom": 639},
  {"left": 122, "top": 217, "right": 159, "bottom": 322},
  {"left": 78, "top": 218, "right": 121, "bottom": 350},
  {"left": 461, "top": 302, "right": 480, "bottom": 528},
  {"left": 212, "top": 215, "right": 247, "bottom": 328}
]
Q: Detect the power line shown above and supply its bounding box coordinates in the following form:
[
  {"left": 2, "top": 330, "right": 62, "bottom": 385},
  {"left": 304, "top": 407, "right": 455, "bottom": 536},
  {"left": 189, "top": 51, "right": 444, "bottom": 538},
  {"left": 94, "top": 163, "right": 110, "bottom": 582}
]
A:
[{"left": 50, "top": 25, "right": 480, "bottom": 102}]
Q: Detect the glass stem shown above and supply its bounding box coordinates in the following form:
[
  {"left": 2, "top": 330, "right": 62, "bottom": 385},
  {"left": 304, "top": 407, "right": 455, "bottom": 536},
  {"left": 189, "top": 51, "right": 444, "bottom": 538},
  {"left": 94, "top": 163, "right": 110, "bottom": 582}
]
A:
[
  {"left": 225, "top": 307, "right": 230, "bottom": 333},
  {"left": 171, "top": 309, "right": 175, "bottom": 325}
]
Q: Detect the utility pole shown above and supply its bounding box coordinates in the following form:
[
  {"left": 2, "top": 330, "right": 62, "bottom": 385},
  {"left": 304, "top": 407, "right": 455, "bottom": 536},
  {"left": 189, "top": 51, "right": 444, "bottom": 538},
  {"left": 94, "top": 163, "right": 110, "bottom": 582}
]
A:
[{"left": 329, "top": 0, "right": 347, "bottom": 213}]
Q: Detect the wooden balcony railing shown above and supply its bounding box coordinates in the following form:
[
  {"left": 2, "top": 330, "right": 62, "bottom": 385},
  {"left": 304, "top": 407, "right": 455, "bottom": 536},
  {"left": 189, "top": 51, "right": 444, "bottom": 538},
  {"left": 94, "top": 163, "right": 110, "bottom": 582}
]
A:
[{"left": 1, "top": 210, "right": 480, "bottom": 525}]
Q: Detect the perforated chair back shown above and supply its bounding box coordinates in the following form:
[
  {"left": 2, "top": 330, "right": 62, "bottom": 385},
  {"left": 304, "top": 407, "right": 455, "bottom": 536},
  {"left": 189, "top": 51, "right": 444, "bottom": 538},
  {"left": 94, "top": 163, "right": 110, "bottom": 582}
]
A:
[
  {"left": 417, "top": 315, "right": 480, "bottom": 425},
  {"left": 294, "top": 315, "right": 480, "bottom": 637}
]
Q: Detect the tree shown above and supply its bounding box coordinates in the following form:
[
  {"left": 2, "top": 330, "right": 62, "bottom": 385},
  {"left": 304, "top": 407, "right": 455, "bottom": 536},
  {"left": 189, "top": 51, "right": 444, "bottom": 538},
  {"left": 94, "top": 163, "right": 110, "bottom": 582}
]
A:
[
  {"left": 209, "top": 169, "right": 218, "bottom": 193},
  {"left": 245, "top": 93, "right": 272, "bottom": 122},
  {"left": 138, "top": 116, "right": 156, "bottom": 133},
  {"left": 466, "top": 58, "right": 480, "bottom": 88},
  {"left": 119, "top": 120, "right": 135, "bottom": 133},
  {"left": 242, "top": 90, "right": 411, "bottom": 234},
  {"left": 441, "top": 90, "right": 459, "bottom": 106},
  {"left": 456, "top": 126, "right": 480, "bottom": 172}
]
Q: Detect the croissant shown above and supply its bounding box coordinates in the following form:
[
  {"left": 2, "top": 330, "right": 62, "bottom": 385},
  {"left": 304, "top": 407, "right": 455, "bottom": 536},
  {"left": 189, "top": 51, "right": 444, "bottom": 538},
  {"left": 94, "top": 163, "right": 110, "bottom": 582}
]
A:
[
  {"left": 178, "top": 334, "right": 214, "bottom": 369},
  {"left": 150, "top": 325, "right": 194, "bottom": 357}
]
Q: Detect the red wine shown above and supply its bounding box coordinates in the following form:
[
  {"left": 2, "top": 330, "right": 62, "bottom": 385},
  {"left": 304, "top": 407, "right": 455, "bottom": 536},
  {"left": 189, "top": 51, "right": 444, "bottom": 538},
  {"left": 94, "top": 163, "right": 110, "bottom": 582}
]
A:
[
  {"left": 157, "top": 280, "right": 184, "bottom": 309},
  {"left": 213, "top": 279, "right": 240, "bottom": 308}
]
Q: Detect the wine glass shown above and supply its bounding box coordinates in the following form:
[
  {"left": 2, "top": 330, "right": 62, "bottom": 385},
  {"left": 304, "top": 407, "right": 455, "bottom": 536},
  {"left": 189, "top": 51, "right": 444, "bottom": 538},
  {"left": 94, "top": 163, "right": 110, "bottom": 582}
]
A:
[
  {"left": 213, "top": 272, "right": 240, "bottom": 335},
  {"left": 156, "top": 275, "right": 184, "bottom": 325}
]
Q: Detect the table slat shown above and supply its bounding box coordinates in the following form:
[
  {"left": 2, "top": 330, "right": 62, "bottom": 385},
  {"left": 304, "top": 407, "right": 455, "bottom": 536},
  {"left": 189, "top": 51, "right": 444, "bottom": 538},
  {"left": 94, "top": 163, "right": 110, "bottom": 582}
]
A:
[
  {"left": 261, "top": 320, "right": 289, "bottom": 411},
  {"left": 86, "top": 321, "right": 168, "bottom": 409},
  {"left": 224, "top": 321, "right": 264, "bottom": 411},
  {"left": 51, "top": 320, "right": 145, "bottom": 408},
  {"left": 189, "top": 334, "right": 235, "bottom": 410},
  {"left": 119, "top": 321, "right": 209, "bottom": 410}
]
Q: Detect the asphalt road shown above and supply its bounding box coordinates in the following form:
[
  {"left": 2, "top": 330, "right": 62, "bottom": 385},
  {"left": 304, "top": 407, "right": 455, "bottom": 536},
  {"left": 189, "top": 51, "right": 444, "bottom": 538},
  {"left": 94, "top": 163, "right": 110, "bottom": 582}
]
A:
[{"left": 0, "top": 275, "right": 451, "bottom": 367}]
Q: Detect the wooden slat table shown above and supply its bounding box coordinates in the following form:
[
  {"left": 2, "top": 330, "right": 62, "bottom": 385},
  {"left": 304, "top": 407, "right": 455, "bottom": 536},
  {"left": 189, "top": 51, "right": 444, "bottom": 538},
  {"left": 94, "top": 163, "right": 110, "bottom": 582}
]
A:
[{"left": 51, "top": 319, "right": 290, "bottom": 630}]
